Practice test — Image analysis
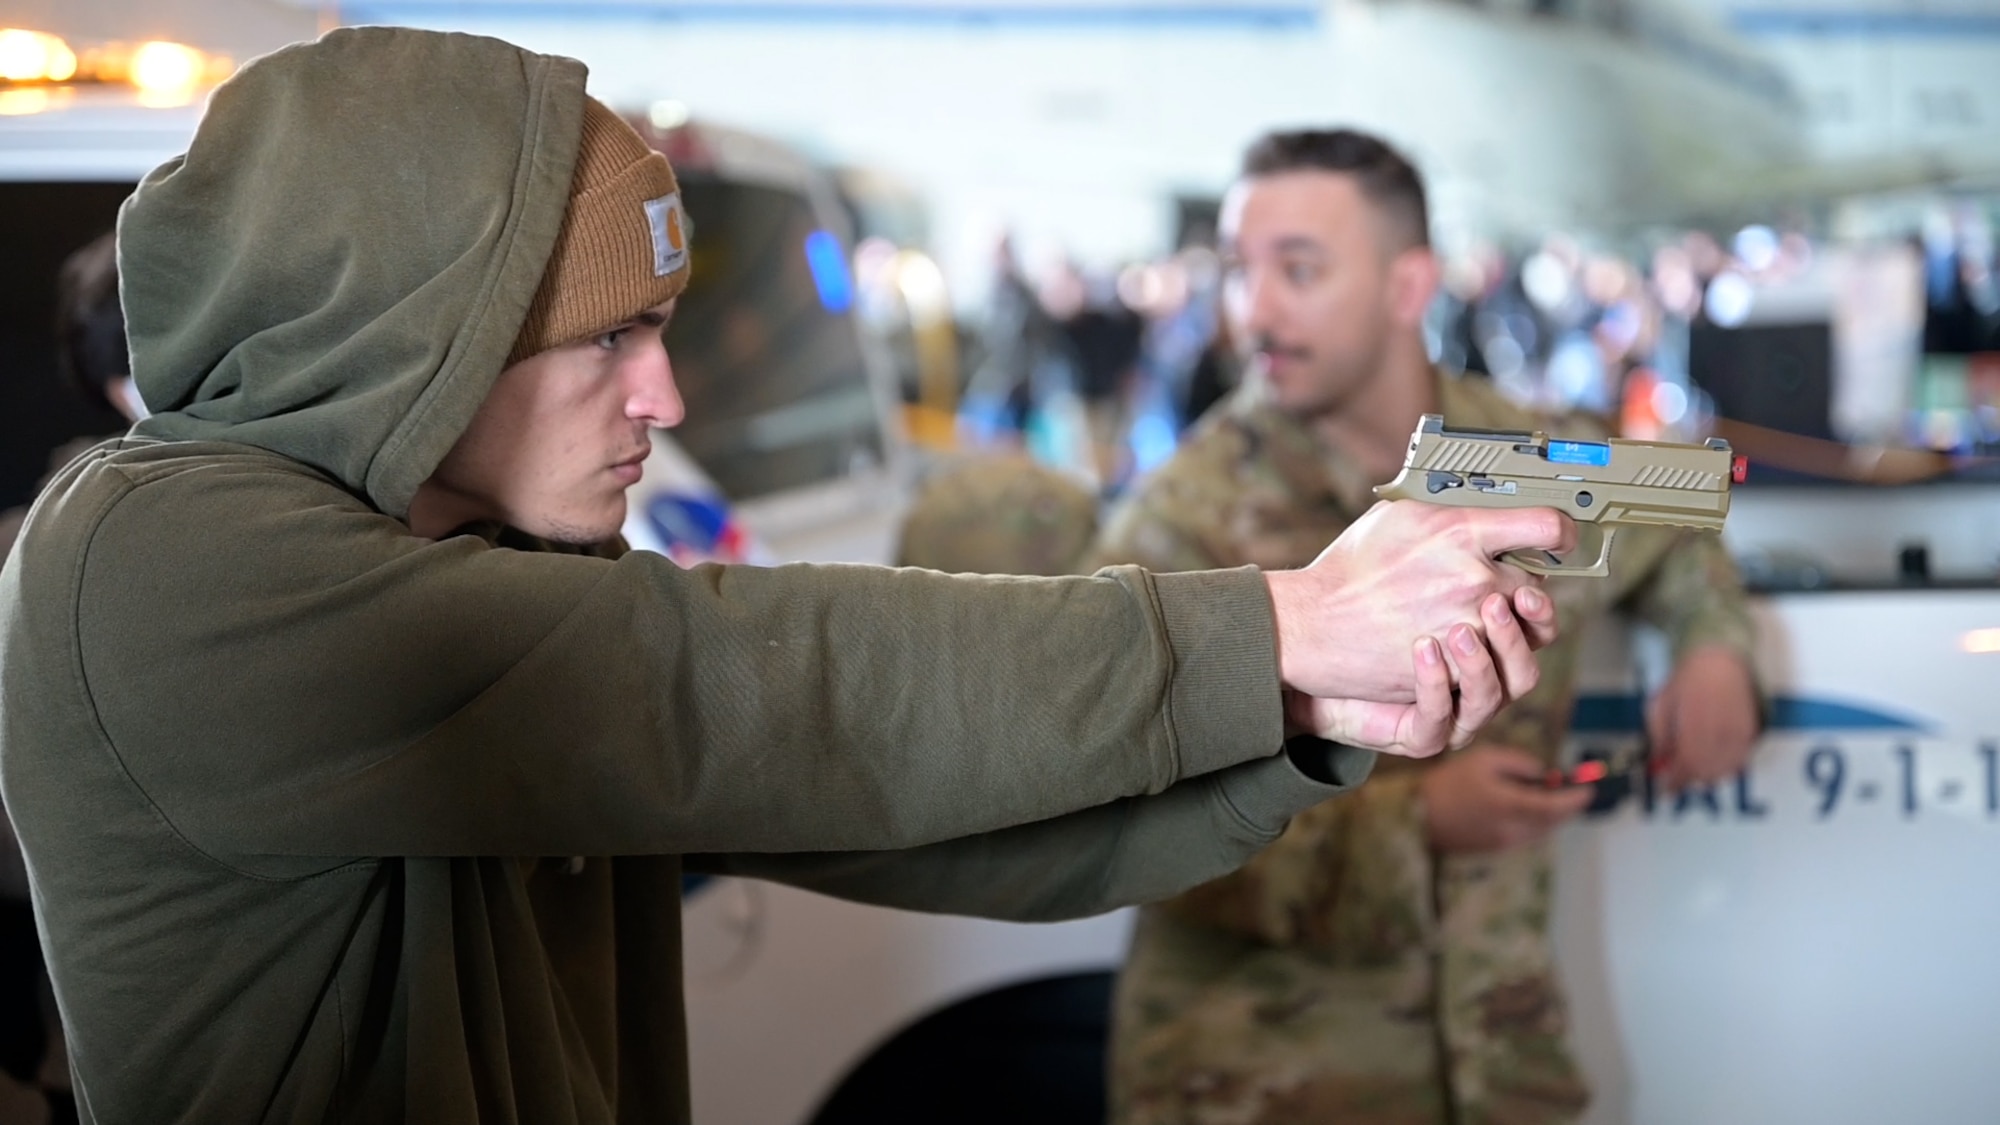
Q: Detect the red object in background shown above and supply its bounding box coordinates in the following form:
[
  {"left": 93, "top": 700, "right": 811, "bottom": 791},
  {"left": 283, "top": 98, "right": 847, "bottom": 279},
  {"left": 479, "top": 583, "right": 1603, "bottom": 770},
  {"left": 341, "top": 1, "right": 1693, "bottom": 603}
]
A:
[
  {"left": 1967, "top": 353, "right": 2000, "bottom": 417},
  {"left": 1620, "top": 366, "right": 1662, "bottom": 441},
  {"left": 1967, "top": 352, "right": 2000, "bottom": 389},
  {"left": 1544, "top": 761, "right": 1610, "bottom": 787},
  {"left": 1732, "top": 455, "right": 1748, "bottom": 483}
]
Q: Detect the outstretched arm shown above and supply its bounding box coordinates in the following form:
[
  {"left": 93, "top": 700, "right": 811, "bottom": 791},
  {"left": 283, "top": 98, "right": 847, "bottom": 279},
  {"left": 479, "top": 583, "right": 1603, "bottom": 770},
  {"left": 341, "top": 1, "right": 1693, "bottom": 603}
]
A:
[{"left": 693, "top": 739, "right": 1372, "bottom": 922}]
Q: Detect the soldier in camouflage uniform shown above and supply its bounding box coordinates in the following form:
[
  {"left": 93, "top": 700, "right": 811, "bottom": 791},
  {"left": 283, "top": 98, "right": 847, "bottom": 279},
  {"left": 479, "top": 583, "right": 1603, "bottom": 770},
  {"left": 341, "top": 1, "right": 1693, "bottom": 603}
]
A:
[
  {"left": 1092, "top": 129, "right": 1763, "bottom": 1125},
  {"left": 896, "top": 452, "right": 1100, "bottom": 576}
]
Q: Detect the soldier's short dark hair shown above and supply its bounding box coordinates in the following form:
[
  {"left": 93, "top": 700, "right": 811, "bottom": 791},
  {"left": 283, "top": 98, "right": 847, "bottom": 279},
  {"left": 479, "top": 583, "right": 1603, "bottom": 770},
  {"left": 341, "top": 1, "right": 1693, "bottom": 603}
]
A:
[
  {"left": 55, "top": 230, "right": 131, "bottom": 409},
  {"left": 1239, "top": 129, "right": 1430, "bottom": 252}
]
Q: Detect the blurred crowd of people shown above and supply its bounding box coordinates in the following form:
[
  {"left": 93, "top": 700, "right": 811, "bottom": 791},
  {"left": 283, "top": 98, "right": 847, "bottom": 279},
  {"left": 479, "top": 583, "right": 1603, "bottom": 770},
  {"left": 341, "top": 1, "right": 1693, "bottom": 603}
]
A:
[
  {"left": 949, "top": 235, "right": 1236, "bottom": 495},
  {"left": 919, "top": 190, "right": 2000, "bottom": 497},
  {"left": 936, "top": 229, "right": 1710, "bottom": 490}
]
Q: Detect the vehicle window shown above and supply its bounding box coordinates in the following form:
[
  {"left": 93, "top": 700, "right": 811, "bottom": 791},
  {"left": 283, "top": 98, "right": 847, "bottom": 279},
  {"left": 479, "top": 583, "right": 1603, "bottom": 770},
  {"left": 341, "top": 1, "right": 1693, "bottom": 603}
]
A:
[{"left": 665, "top": 176, "right": 883, "bottom": 501}]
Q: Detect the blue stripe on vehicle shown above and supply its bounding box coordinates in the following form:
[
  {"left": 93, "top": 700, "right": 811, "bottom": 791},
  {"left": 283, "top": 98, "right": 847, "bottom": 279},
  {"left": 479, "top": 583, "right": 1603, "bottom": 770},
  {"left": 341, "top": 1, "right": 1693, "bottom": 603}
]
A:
[
  {"left": 1729, "top": 9, "right": 2000, "bottom": 38},
  {"left": 1571, "top": 694, "right": 1932, "bottom": 734}
]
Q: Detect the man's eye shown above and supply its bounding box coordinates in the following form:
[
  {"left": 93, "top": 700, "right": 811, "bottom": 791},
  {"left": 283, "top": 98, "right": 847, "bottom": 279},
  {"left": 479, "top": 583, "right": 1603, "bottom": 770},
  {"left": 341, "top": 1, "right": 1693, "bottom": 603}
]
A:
[
  {"left": 1284, "top": 262, "right": 1318, "bottom": 287},
  {"left": 594, "top": 328, "right": 628, "bottom": 350}
]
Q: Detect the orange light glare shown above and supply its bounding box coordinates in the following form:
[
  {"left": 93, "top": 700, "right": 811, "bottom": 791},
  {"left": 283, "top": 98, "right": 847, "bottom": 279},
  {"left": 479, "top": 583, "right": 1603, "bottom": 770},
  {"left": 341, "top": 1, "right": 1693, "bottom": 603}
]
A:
[
  {"left": 1960, "top": 629, "right": 2000, "bottom": 655},
  {"left": 0, "top": 28, "right": 77, "bottom": 82},
  {"left": 0, "top": 87, "right": 49, "bottom": 115},
  {"left": 131, "top": 41, "right": 204, "bottom": 93}
]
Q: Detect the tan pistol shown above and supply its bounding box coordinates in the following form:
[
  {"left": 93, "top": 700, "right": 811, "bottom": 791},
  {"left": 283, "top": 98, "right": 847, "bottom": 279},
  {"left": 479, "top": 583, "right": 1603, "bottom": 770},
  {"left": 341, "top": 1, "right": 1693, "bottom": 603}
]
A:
[{"left": 1375, "top": 414, "right": 1745, "bottom": 577}]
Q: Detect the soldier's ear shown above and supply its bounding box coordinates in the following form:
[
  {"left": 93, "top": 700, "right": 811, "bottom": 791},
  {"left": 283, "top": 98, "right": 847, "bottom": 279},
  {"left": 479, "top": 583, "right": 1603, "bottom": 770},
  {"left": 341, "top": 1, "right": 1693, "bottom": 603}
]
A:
[{"left": 1386, "top": 246, "right": 1440, "bottom": 329}]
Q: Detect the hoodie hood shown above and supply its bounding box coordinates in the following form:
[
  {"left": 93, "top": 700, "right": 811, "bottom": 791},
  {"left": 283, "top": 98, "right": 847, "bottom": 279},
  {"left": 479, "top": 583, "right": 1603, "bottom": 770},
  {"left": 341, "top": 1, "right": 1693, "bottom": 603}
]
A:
[{"left": 122, "top": 26, "right": 587, "bottom": 518}]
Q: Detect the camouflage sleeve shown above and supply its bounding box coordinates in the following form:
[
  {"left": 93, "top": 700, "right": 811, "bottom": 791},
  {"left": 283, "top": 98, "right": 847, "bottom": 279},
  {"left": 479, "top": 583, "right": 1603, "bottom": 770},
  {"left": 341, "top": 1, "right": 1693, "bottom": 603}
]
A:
[
  {"left": 1618, "top": 528, "right": 1757, "bottom": 666},
  {"left": 1158, "top": 766, "right": 1436, "bottom": 964}
]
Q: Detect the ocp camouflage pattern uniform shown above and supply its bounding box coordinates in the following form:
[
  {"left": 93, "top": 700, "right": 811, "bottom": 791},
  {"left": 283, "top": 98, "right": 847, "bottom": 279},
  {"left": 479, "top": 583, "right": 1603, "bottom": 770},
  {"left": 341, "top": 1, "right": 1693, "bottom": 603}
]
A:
[
  {"left": 896, "top": 452, "right": 1100, "bottom": 576},
  {"left": 1089, "top": 371, "right": 1756, "bottom": 1125}
]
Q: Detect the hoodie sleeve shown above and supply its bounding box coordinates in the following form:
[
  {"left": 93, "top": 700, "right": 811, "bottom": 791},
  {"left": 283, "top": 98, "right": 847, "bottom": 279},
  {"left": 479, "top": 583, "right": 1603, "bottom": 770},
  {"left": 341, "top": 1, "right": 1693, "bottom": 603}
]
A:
[
  {"left": 689, "top": 739, "right": 1373, "bottom": 922},
  {"left": 74, "top": 461, "right": 1288, "bottom": 867}
]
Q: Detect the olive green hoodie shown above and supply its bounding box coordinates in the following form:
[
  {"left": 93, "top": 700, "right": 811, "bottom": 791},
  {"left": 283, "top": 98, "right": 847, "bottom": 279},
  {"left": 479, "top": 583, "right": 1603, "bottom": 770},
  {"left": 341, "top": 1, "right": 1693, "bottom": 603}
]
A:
[{"left": 0, "top": 27, "right": 1371, "bottom": 1125}]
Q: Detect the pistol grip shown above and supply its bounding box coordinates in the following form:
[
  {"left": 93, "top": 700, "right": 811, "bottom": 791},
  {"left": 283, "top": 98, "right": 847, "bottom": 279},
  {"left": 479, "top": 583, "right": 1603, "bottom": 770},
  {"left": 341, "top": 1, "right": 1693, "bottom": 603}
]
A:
[{"left": 1500, "top": 524, "right": 1614, "bottom": 578}]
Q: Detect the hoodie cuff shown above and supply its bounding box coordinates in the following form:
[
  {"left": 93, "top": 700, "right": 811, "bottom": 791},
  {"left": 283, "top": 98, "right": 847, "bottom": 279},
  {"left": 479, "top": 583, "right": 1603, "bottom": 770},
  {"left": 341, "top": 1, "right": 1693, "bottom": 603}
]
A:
[
  {"left": 1151, "top": 566, "right": 1287, "bottom": 780},
  {"left": 1283, "top": 736, "right": 1377, "bottom": 788},
  {"left": 1213, "top": 739, "right": 1376, "bottom": 843}
]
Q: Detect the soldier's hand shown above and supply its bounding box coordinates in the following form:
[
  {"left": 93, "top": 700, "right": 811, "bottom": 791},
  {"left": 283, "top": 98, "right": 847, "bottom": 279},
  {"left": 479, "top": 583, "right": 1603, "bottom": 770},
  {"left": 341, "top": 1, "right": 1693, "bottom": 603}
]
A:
[
  {"left": 1420, "top": 743, "right": 1592, "bottom": 854},
  {"left": 1264, "top": 500, "right": 1572, "bottom": 705},
  {"left": 1284, "top": 596, "right": 1530, "bottom": 758},
  {"left": 1646, "top": 643, "right": 1761, "bottom": 791}
]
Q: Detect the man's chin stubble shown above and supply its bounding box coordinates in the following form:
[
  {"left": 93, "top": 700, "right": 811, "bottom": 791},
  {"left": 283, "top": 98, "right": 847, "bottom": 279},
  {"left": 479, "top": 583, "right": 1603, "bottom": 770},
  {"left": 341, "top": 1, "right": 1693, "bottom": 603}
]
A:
[{"left": 538, "top": 513, "right": 622, "bottom": 546}]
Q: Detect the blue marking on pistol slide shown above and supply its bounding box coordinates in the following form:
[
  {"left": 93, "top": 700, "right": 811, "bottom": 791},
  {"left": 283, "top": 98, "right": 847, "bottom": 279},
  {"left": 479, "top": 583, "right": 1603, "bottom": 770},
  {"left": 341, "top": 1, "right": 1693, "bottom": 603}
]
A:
[{"left": 1546, "top": 440, "right": 1612, "bottom": 467}]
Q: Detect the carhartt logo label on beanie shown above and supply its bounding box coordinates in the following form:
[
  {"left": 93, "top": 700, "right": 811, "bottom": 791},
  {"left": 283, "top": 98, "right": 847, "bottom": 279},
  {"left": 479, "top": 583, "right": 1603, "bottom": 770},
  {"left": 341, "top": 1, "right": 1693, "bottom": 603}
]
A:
[
  {"left": 509, "top": 97, "right": 690, "bottom": 366},
  {"left": 645, "top": 193, "right": 690, "bottom": 277}
]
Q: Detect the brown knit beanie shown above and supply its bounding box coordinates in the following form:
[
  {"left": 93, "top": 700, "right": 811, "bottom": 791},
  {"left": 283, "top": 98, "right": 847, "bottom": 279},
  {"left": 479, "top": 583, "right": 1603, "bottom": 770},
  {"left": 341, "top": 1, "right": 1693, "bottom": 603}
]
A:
[{"left": 508, "top": 96, "right": 690, "bottom": 365}]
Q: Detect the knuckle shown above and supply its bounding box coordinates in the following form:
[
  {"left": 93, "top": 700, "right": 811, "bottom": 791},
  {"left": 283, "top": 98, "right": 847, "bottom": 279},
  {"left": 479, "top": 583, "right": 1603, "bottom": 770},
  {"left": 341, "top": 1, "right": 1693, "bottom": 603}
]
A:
[
  {"left": 1514, "top": 661, "right": 1541, "bottom": 693},
  {"left": 1457, "top": 693, "right": 1491, "bottom": 726}
]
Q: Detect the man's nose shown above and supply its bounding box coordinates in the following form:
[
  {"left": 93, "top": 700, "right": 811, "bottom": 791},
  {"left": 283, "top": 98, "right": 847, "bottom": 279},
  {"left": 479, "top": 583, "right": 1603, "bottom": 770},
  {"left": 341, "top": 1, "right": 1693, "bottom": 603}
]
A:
[
  {"left": 627, "top": 342, "right": 686, "bottom": 429},
  {"left": 1228, "top": 269, "right": 1280, "bottom": 338},
  {"left": 1232, "top": 270, "right": 1280, "bottom": 334}
]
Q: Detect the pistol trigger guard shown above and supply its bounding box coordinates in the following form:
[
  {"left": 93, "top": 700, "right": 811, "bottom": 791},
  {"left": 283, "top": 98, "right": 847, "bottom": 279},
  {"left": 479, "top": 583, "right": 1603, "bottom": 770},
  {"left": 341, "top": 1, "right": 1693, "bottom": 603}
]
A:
[{"left": 1500, "top": 526, "right": 1614, "bottom": 578}]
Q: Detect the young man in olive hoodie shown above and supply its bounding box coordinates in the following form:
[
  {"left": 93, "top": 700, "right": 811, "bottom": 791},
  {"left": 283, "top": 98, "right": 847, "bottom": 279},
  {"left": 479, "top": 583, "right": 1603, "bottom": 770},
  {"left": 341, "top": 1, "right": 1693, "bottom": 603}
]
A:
[{"left": 0, "top": 28, "right": 1573, "bottom": 1124}]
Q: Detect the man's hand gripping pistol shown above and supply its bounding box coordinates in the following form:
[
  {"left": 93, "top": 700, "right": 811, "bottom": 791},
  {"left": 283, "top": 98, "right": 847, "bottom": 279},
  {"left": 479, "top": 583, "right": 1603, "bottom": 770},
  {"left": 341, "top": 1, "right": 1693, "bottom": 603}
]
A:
[{"left": 1376, "top": 414, "right": 1746, "bottom": 577}]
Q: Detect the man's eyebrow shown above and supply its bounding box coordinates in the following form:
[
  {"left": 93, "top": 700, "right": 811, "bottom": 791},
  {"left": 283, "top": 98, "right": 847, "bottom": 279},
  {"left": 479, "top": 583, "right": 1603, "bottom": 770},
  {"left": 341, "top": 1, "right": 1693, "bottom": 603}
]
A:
[
  {"left": 631, "top": 309, "right": 672, "bottom": 328},
  {"left": 1274, "top": 236, "right": 1326, "bottom": 257}
]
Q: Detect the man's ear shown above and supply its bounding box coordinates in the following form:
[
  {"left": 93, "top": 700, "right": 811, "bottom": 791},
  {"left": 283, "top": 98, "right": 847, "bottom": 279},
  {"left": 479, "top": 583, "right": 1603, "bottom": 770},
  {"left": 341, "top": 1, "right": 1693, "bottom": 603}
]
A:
[{"left": 1387, "top": 247, "right": 1442, "bottom": 329}]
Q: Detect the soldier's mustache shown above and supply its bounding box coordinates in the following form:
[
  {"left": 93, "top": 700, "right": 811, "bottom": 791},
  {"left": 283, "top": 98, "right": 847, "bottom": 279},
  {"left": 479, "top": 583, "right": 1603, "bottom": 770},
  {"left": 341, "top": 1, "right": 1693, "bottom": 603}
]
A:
[{"left": 1250, "top": 335, "right": 1311, "bottom": 362}]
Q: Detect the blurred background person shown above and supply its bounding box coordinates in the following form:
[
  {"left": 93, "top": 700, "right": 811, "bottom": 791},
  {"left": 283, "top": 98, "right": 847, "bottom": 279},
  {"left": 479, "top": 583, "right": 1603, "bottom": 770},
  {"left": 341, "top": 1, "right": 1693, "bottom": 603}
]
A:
[
  {"left": 1090, "top": 127, "right": 1762, "bottom": 1125},
  {"left": 1, "top": 231, "right": 142, "bottom": 557},
  {"left": 957, "top": 234, "right": 1096, "bottom": 479},
  {"left": 1050, "top": 258, "right": 1145, "bottom": 490}
]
